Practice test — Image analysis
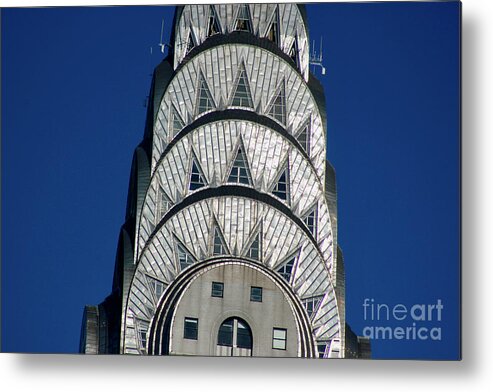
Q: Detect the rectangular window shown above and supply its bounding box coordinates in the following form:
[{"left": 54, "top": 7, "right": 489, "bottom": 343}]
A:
[
  {"left": 272, "top": 328, "right": 287, "bottom": 350},
  {"left": 139, "top": 329, "right": 147, "bottom": 349},
  {"left": 138, "top": 325, "right": 148, "bottom": 349},
  {"left": 184, "top": 317, "right": 198, "bottom": 340},
  {"left": 317, "top": 343, "right": 327, "bottom": 358},
  {"left": 211, "top": 282, "right": 224, "bottom": 298},
  {"left": 250, "top": 286, "right": 262, "bottom": 302},
  {"left": 136, "top": 320, "right": 150, "bottom": 351}
]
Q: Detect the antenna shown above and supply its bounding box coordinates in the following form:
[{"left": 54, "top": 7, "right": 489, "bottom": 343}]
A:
[
  {"left": 159, "top": 18, "right": 166, "bottom": 54},
  {"left": 309, "top": 36, "right": 326, "bottom": 76},
  {"left": 148, "top": 46, "right": 153, "bottom": 77},
  {"left": 158, "top": 18, "right": 173, "bottom": 55}
]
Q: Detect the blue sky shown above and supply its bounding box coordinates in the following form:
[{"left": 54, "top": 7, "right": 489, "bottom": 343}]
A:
[{"left": 1, "top": 2, "right": 460, "bottom": 359}]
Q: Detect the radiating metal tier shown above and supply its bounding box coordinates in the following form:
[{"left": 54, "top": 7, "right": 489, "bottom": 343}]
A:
[
  {"left": 78, "top": 3, "right": 350, "bottom": 359},
  {"left": 173, "top": 4, "right": 310, "bottom": 80},
  {"left": 152, "top": 43, "right": 327, "bottom": 178}
]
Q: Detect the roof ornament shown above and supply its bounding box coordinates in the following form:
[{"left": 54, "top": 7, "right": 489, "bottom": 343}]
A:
[
  {"left": 159, "top": 18, "right": 171, "bottom": 55},
  {"left": 310, "top": 36, "right": 326, "bottom": 75}
]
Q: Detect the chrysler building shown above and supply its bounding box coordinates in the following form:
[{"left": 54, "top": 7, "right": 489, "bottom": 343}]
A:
[{"left": 80, "top": 3, "right": 369, "bottom": 359}]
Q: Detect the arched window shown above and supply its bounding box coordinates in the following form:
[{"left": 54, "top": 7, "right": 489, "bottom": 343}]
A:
[{"left": 216, "top": 317, "right": 253, "bottom": 356}]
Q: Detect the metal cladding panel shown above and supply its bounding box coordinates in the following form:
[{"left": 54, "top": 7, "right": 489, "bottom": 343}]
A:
[
  {"left": 312, "top": 290, "right": 341, "bottom": 340},
  {"left": 324, "top": 160, "right": 338, "bottom": 254},
  {"left": 153, "top": 44, "right": 326, "bottom": 178},
  {"left": 131, "top": 147, "right": 151, "bottom": 264},
  {"left": 80, "top": 306, "right": 99, "bottom": 354},
  {"left": 151, "top": 60, "right": 174, "bottom": 124},
  {"left": 119, "top": 227, "right": 136, "bottom": 352},
  {"left": 335, "top": 245, "right": 346, "bottom": 353},
  {"left": 174, "top": 4, "right": 309, "bottom": 80}
]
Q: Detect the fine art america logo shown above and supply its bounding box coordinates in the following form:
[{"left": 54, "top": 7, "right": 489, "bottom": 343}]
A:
[{"left": 362, "top": 298, "right": 444, "bottom": 341}]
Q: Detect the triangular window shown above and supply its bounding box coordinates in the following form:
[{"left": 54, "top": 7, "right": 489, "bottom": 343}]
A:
[
  {"left": 289, "top": 36, "right": 299, "bottom": 67},
  {"left": 170, "top": 105, "right": 185, "bottom": 136},
  {"left": 277, "top": 255, "right": 296, "bottom": 282},
  {"left": 296, "top": 124, "right": 310, "bottom": 155},
  {"left": 227, "top": 146, "right": 252, "bottom": 185},
  {"left": 186, "top": 31, "right": 196, "bottom": 54},
  {"left": 189, "top": 156, "right": 207, "bottom": 191},
  {"left": 176, "top": 240, "right": 196, "bottom": 270},
  {"left": 266, "top": 7, "right": 279, "bottom": 45},
  {"left": 196, "top": 73, "right": 215, "bottom": 115},
  {"left": 271, "top": 166, "right": 289, "bottom": 201},
  {"left": 207, "top": 6, "right": 221, "bottom": 36},
  {"left": 157, "top": 186, "right": 172, "bottom": 222},
  {"left": 302, "top": 296, "right": 324, "bottom": 319},
  {"left": 246, "top": 231, "right": 261, "bottom": 261},
  {"left": 146, "top": 275, "right": 166, "bottom": 303},
  {"left": 267, "top": 83, "right": 286, "bottom": 124},
  {"left": 231, "top": 66, "right": 253, "bottom": 108},
  {"left": 212, "top": 225, "right": 228, "bottom": 256},
  {"left": 303, "top": 207, "right": 317, "bottom": 237},
  {"left": 234, "top": 4, "right": 252, "bottom": 32}
]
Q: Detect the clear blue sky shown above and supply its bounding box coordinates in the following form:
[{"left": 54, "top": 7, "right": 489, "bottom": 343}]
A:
[{"left": 1, "top": 2, "right": 460, "bottom": 359}]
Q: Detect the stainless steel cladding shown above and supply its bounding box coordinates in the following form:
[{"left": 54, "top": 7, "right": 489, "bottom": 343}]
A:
[{"left": 81, "top": 4, "right": 347, "bottom": 359}]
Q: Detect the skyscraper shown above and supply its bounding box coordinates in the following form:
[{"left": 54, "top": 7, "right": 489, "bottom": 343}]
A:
[{"left": 80, "top": 3, "right": 369, "bottom": 358}]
